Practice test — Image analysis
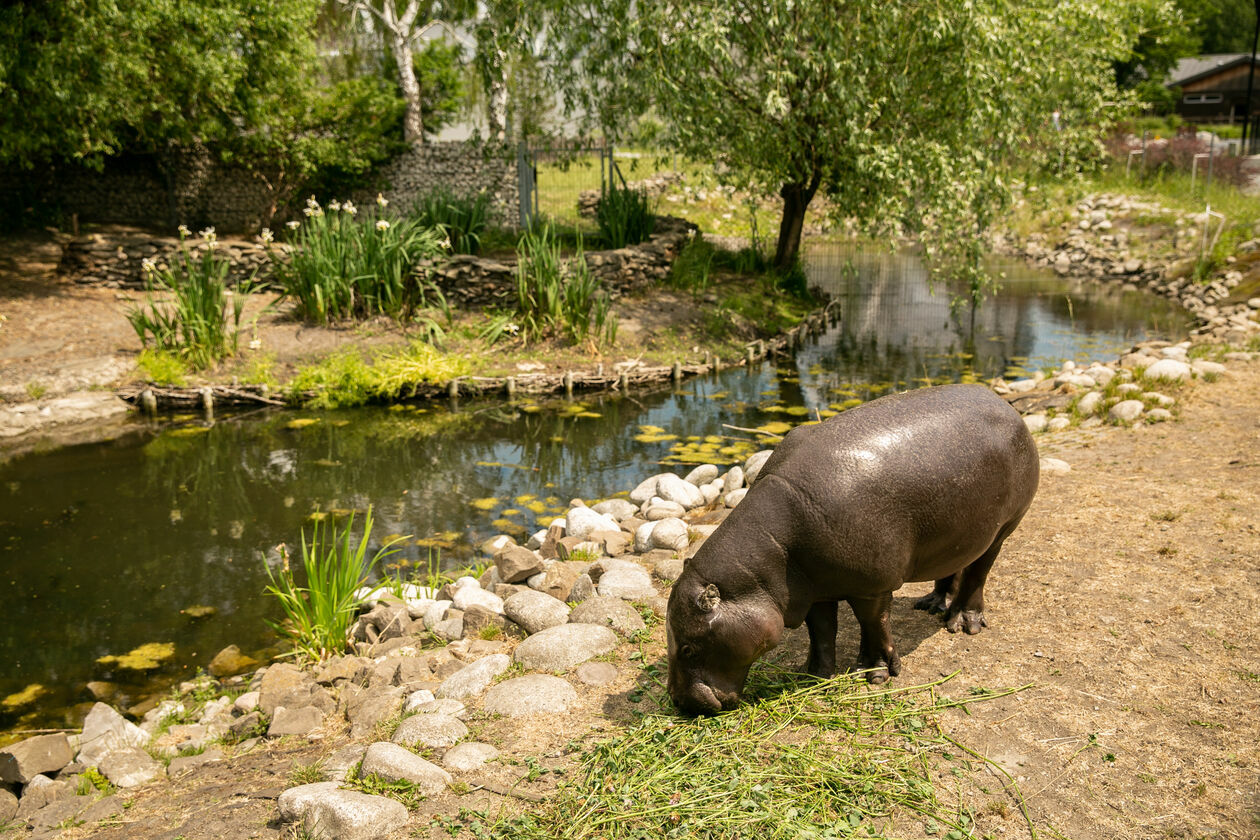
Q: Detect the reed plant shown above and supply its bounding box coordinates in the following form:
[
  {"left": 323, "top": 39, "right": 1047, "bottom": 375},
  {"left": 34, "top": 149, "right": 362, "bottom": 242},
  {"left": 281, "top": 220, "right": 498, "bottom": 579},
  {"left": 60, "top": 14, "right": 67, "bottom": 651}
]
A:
[
  {"left": 412, "top": 188, "right": 490, "bottom": 254},
  {"left": 514, "top": 223, "right": 616, "bottom": 345},
  {"left": 667, "top": 234, "right": 716, "bottom": 296},
  {"left": 274, "top": 197, "right": 447, "bottom": 323},
  {"left": 595, "top": 183, "right": 655, "bottom": 248},
  {"left": 262, "top": 507, "right": 406, "bottom": 661},
  {"left": 126, "top": 227, "right": 249, "bottom": 370}
]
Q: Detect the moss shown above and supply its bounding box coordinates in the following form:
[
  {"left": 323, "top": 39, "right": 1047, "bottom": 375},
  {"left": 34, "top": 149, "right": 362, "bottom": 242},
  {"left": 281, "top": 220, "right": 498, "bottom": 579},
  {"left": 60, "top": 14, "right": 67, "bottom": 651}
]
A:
[
  {"left": 97, "top": 642, "right": 176, "bottom": 671},
  {"left": 1, "top": 683, "right": 48, "bottom": 710}
]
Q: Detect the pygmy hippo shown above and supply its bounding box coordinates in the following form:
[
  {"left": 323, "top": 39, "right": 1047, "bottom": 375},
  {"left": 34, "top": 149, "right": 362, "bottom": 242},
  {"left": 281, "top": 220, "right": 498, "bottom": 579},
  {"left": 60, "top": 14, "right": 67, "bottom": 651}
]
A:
[{"left": 666, "top": 384, "right": 1039, "bottom": 714}]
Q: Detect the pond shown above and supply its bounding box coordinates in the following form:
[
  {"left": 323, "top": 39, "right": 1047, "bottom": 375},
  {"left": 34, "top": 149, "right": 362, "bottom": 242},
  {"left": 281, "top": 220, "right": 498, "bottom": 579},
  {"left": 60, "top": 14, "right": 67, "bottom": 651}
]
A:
[{"left": 0, "top": 246, "right": 1190, "bottom": 734}]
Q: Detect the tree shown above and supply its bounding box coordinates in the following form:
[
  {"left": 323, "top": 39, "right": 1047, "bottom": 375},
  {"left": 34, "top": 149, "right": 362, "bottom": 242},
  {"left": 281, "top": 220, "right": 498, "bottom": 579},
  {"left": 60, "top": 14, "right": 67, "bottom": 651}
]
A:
[
  {"left": 561, "top": 0, "right": 1162, "bottom": 272},
  {"left": 1181, "top": 0, "right": 1258, "bottom": 53},
  {"left": 0, "top": 0, "right": 320, "bottom": 169}
]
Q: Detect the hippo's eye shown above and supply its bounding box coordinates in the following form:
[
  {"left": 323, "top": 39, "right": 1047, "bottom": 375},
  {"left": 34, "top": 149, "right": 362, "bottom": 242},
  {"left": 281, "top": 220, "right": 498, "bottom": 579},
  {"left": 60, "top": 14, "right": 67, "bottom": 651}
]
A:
[{"left": 680, "top": 644, "right": 695, "bottom": 659}]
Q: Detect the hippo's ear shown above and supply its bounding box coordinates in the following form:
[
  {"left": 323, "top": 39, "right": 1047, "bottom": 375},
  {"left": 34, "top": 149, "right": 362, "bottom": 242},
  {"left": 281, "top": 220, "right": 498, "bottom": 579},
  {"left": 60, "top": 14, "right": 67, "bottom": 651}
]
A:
[{"left": 696, "top": 583, "right": 721, "bottom": 612}]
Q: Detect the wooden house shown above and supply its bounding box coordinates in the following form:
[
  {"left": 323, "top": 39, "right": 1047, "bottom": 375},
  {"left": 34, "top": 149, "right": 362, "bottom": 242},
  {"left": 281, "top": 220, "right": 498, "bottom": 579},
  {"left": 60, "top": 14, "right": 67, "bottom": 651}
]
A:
[{"left": 1166, "top": 53, "right": 1257, "bottom": 123}]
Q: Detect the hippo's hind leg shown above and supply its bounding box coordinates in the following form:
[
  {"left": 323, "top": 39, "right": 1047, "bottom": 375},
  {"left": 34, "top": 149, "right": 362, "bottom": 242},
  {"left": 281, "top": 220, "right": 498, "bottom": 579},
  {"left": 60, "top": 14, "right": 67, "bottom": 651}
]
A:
[
  {"left": 846, "top": 593, "right": 902, "bottom": 684},
  {"left": 804, "top": 601, "right": 839, "bottom": 678},
  {"left": 944, "top": 522, "right": 1019, "bottom": 635},
  {"left": 912, "top": 573, "right": 959, "bottom": 615}
]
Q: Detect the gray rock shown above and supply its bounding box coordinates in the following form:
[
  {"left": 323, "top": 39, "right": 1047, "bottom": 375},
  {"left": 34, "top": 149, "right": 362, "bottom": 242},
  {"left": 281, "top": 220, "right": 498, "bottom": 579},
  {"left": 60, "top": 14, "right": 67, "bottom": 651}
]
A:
[
  {"left": 596, "top": 564, "right": 655, "bottom": 600},
  {"left": 435, "top": 654, "right": 511, "bottom": 700},
  {"left": 1192, "top": 359, "right": 1226, "bottom": 377},
  {"left": 402, "top": 689, "right": 436, "bottom": 713},
  {"left": 643, "top": 499, "right": 687, "bottom": 520},
  {"left": 1075, "top": 391, "right": 1103, "bottom": 416},
  {"left": 167, "top": 747, "right": 225, "bottom": 777},
  {"left": 304, "top": 790, "right": 409, "bottom": 840},
  {"left": 15, "top": 776, "right": 73, "bottom": 818},
  {"left": 315, "top": 656, "right": 371, "bottom": 686},
  {"left": 1109, "top": 399, "right": 1144, "bottom": 423},
  {"left": 568, "top": 574, "right": 596, "bottom": 604},
  {"left": 410, "top": 698, "right": 466, "bottom": 717},
  {"left": 1115, "top": 382, "right": 1142, "bottom": 395},
  {"left": 648, "top": 517, "right": 688, "bottom": 552},
  {"left": 422, "top": 600, "right": 453, "bottom": 630},
  {"left": 652, "top": 555, "right": 685, "bottom": 581},
  {"left": 565, "top": 506, "right": 620, "bottom": 540},
  {"left": 434, "top": 614, "right": 465, "bottom": 642},
  {"left": 568, "top": 596, "right": 647, "bottom": 636},
  {"left": 452, "top": 583, "right": 504, "bottom": 614},
  {"left": 495, "top": 546, "right": 546, "bottom": 583},
  {"left": 592, "top": 498, "right": 638, "bottom": 521},
  {"left": 1142, "top": 358, "right": 1191, "bottom": 382},
  {"left": 725, "top": 488, "right": 748, "bottom": 507},
  {"left": 258, "top": 663, "right": 313, "bottom": 716},
  {"left": 1047, "top": 417, "right": 1070, "bottom": 432},
  {"left": 25, "top": 794, "right": 91, "bottom": 830},
  {"left": 229, "top": 711, "right": 264, "bottom": 739},
  {"left": 683, "top": 464, "right": 719, "bottom": 486},
  {"left": 346, "top": 689, "right": 403, "bottom": 739},
  {"left": 513, "top": 623, "right": 618, "bottom": 671},
  {"left": 75, "top": 703, "right": 148, "bottom": 767},
  {"left": 360, "top": 742, "right": 450, "bottom": 795},
  {"left": 743, "top": 450, "right": 774, "bottom": 485},
  {"left": 267, "top": 706, "right": 325, "bottom": 738},
  {"left": 1145, "top": 392, "right": 1175, "bottom": 407},
  {"left": 278, "top": 781, "right": 342, "bottom": 822},
  {"left": 504, "top": 590, "right": 571, "bottom": 635},
  {"left": 0, "top": 786, "right": 15, "bottom": 822},
  {"left": 442, "top": 742, "right": 500, "bottom": 772},
  {"left": 97, "top": 747, "right": 164, "bottom": 788},
  {"left": 483, "top": 675, "right": 578, "bottom": 716},
  {"left": 575, "top": 661, "right": 619, "bottom": 686},
  {"left": 0, "top": 734, "right": 74, "bottom": 784},
  {"left": 699, "top": 482, "right": 722, "bottom": 505},
  {"left": 1147, "top": 408, "right": 1173, "bottom": 422},
  {"left": 391, "top": 713, "right": 467, "bottom": 749},
  {"left": 656, "top": 473, "right": 705, "bottom": 509},
  {"left": 723, "top": 466, "right": 745, "bottom": 493},
  {"left": 1084, "top": 366, "right": 1115, "bottom": 385},
  {"left": 1039, "top": 458, "right": 1071, "bottom": 476},
  {"left": 633, "top": 521, "right": 658, "bottom": 553},
  {"left": 324, "top": 744, "right": 368, "bottom": 782}
]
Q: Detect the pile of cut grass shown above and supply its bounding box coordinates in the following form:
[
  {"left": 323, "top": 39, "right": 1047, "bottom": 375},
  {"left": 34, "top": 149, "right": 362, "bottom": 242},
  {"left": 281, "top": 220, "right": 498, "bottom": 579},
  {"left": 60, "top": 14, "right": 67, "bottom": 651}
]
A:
[{"left": 454, "top": 667, "right": 1038, "bottom": 840}]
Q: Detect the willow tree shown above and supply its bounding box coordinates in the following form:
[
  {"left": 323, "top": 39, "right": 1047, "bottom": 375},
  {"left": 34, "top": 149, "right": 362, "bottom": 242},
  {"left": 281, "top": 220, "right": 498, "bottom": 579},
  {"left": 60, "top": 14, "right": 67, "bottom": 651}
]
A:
[{"left": 564, "top": 0, "right": 1164, "bottom": 275}]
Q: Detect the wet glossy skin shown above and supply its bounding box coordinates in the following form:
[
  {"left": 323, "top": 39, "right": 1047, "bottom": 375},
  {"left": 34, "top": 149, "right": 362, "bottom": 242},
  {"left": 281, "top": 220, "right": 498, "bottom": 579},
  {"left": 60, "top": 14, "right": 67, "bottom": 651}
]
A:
[{"left": 667, "top": 384, "right": 1040, "bottom": 715}]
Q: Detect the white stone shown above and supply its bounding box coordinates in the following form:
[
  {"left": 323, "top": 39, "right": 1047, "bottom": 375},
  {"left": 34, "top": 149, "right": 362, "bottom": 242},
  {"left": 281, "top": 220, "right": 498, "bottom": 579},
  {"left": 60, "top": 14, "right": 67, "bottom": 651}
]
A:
[
  {"left": 565, "top": 506, "right": 621, "bottom": 540},
  {"left": 402, "top": 690, "right": 436, "bottom": 714},
  {"left": 1142, "top": 359, "right": 1192, "bottom": 382},
  {"left": 278, "top": 782, "right": 342, "bottom": 822},
  {"left": 1160, "top": 346, "right": 1188, "bottom": 361},
  {"left": 1109, "top": 400, "right": 1144, "bottom": 422},
  {"left": 744, "top": 450, "right": 774, "bottom": 485},
  {"left": 436, "top": 654, "right": 511, "bottom": 700},
  {"left": 233, "top": 691, "right": 260, "bottom": 715},
  {"left": 648, "top": 517, "right": 689, "bottom": 552},
  {"left": 683, "top": 464, "right": 719, "bottom": 486},
  {"left": 97, "top": 746, "right": 165, "bottom": 788},
  {"left": 1006, "top": 378, "right": 1038, "bottom": 393},
  {"left": 1192, "top": 360, "right": 1226, "bottom": 377},
  {"left": 452, "top": 586, "right": 504, "bottom": 615},
  {"left": 482, "top": 675, "right": 578, "bottom": 716},
  {"left": 304, "top": 790, "right": 409, "bottom": 840},
  {"left": 77, "top": 703, "right": 148, "bottom": 767},
  {"left": 1075, "top": 391, "right": 1103, "bottom": 416},
  {"left": 360, "top": 742, "right": 451, "bottom": 794},
  {"left": 592, "top": 498, "right": 638, "bottom": 522},
  {"left": 597, "top": 564, "right": 656, "bottom": 600},
  {"left": 725, "top": 488, "right": 748, "bottom": 507},
  {"left": 633, "top": 521, "right": 657, "bottom": 553},
  {"left": 1145, "top": 392, "right": 1175, "bottom": 407},
  {"left": 504, "top": 590, "right": 571, "bottom": 635},
  {"left": 656, "top": 473, "right": 705, "bottom": 509},
  {"left": 1047, "top": 417, "right": 1070, "bottom": 432},
  {"left": 1084, "top": 366, "right": 1115, "bottom": 386},
  {"left": 1039, "top": 458, "right": 1071, "bottom": 476},
  {"left": 1055, "top": 374, "right": 1096, "bottom": 389},
  {"left": 513, "top": 623, "right": 618, "bottom": 671},
  {"left": 442, "top": 742, "right": 500, "bottom": 772},
  {"left": 391, "top": 713, "right": 467, "bottom": 749},
  {"left": 422, "top": 600, "right": 453, "bottom": 630},
  {"left": 1023, "top": 414, "right": 1048, "bottom": 433},
  {"left": 628, "top": 475, "right": 664, "bottom": 505},
  {"left": 643, "top": 498, "right": 687, "bottom": 520},
  {"left": 723, "top": 466, "right": 745, "bottom": 493},
  {"left": 1147, "top": 408, "right": 1173, "bottom": 422}
]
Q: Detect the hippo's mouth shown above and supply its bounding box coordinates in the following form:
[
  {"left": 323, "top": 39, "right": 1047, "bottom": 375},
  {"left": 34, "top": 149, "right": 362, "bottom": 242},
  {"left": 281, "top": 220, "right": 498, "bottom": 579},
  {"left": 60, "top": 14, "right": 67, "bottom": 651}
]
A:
[{"left": 672, "top": 681, "right": 740, "bottom": 716}]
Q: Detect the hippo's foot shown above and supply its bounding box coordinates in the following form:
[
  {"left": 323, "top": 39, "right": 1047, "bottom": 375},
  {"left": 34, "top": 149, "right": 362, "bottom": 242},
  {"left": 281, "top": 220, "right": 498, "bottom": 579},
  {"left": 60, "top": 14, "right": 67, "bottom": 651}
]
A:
[
  {"left": 805, "top": 655, "right": 837, "bottom": 679},
  {"left": 913, "top": 591, "right": 950, "bottom": 615},
  {"left": 850, "top": 651, "right": 902, "bottom": 684},
  {"left": 945, "top": 609, "right": 987, "bottom": 635}
]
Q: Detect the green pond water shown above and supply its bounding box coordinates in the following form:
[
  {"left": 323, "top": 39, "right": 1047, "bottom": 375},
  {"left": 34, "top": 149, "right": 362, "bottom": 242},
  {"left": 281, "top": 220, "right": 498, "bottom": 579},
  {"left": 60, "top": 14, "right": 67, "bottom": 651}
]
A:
[{"left": 0, "top": 247, "right": 1190, "bottom": 734}]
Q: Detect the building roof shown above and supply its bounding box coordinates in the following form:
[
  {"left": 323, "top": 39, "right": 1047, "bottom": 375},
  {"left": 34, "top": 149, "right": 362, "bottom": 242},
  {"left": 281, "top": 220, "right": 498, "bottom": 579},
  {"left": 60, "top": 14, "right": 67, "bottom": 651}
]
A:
[{"left": 1166, "top": 54, "right": 1254, "bottom": 88}]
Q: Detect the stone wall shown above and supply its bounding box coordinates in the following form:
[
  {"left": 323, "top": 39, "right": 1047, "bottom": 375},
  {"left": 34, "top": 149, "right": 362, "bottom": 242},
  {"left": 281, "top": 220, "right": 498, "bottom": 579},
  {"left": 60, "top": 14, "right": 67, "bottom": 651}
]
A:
[{"left": 5, "top": 142, "right": 522, "bottom": 235}]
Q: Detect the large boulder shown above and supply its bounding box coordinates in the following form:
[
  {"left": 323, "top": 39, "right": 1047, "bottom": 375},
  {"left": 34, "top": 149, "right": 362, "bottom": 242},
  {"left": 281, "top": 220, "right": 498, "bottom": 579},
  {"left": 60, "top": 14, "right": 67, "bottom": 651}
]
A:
[
  {"left": 513, "top": 623, "right": 618, "bottom": 671},
  {"left": 97, "top": 747, "right": 165, "bottom": 788},
  {"left": 482, "top": 675, "right": 577, "bottom": 717},
  {"left": 77, "top": 703, "right": 148, "bottom": 767},
  {"left": 304, "top": 790, "right": 409, "bottom": 840},
  {"left": 0, "top": 734, "right": 73, "bottom": 784},
  {"left": 359, "top": 742, "right": 450, "bottom": 795}
]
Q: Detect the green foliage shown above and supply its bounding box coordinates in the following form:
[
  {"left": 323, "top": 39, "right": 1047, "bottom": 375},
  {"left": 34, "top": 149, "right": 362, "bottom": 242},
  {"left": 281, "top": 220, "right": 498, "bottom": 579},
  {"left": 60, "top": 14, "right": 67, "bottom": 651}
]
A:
[
  {"left": 1181, "top": 0, "right": 1257, "bottom": 52},
  {"left": 412, "top": 188, "right": 491, "bottom": 255},
  {"left": 513, "top": 224, "right": 617, "bottom": 345},
  {"left": 412, "top": 39, "right": 465, "bottom": 138},
  {"left": 126, "top": 230, "right": 249, "bottom": 370},
  {"left": 274, "top": 198, "right": 448, "bottom": 323},
  {"left": 262, "top": 507, "right": 405, "bottom": 661},
  {"left": 595, "top": 183, "right": 655, "bottom": 248},
  {"left": 76, "top": 767, "right": 116, "bottom": 797},
  {"left": 287, "top": 342, "right": 472, "bottom": 409},
  {"left": 0, "top": 0, "right": 319, "bottom": 168},
  {"left": 667, "top": 235, "right": 716, "bottom": 296}
]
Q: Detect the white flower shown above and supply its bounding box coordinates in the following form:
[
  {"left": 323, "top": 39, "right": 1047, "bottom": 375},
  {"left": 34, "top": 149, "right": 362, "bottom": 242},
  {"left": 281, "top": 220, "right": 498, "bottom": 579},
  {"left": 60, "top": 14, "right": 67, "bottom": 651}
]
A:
[
  {"left": 342, "top": 201, "right": 357, "bottom": 216},
  {"left": 376, "top": 219, "right": 390, "bottom": 232},
  {"left": 305, "top": 195, "right": 320, "bottom": 211},
  {"left": 376, "top": 193, "right": 389, "bottom": 208},
  {"left": 141, "top": 257, "right": 157, "bottom": 274},
  {"left": 206, "top": 239, "right": 219, "bottom": 250},
  {"left": 303, "top": 206, "right": 324, "bottom": 218},
  {"left": 177, "top": 224, "right": 191, "bottom": 238},
  {"left": 505, "top": 322, "right": 520, "bottom": 336},
  {"left": 329, "top": 200, "right": 342, "bottom": 212},
  {"left": 199, "top": 226, "right": 216, "bottom": 241},
  {"left": 248, "top": 339, "right": 262, "bottom": 351},
  {"left": 286, "top": 220, "right": 301, "bottom": 230},
  {"left": 259, "top": 228, "right": 274, "bottom": 244},
  {"left": 440, "top": 236, "right": 452, "bottom": 250}
]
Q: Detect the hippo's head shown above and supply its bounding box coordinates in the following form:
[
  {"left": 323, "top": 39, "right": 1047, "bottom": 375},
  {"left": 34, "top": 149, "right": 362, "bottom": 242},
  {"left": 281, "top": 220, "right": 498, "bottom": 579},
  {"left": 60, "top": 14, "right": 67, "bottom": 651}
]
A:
[{"left": 666, "top": 569, "right": 783, "bottom": 715}]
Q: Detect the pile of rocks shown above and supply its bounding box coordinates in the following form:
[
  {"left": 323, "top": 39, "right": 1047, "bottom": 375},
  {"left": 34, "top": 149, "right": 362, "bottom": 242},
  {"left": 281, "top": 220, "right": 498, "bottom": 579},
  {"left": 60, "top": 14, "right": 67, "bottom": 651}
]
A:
[
  {"left": 576, "top": 171, "right": 686, "bottom": 216},
  {"left": 423, "top": 215, "right": 697, "bottom": 309},
  {"left": 992, "top": 339, "right": 1243, "bottom": 432},
  {"left": 0, "top": 446, "right": 773, "bottom": 839},
  {"left": 57, "top": 228, "right": 278, "bottom": 290},
  {"left": 997, "top": 193, "right": 1260, "bottom": 344}
]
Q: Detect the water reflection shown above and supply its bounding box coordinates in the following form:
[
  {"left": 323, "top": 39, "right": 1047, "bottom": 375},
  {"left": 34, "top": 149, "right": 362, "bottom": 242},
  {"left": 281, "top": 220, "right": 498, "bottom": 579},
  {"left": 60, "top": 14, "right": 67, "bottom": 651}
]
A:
[{"left": 0, "top": 246, "right": 1188, "bottom": 730}]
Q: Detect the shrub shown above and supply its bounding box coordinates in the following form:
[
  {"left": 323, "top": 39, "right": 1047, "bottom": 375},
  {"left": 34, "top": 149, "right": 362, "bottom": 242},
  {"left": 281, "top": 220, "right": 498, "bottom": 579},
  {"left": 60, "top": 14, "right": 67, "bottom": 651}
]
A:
[
  {"left": 412, "top": 188, "right": 490, "bottom": 254},
  {"left": 595, "top": 183, "right": 655, "bottom": 248},
  {"left": 667, "top": 235, "right": 716, "bottom": 296},
  {"left": 513, "top": 224, "right": 617, "bottom": 345},
  {"left": 286, "top": 342, "right": 472, "bottom": 409},
  {"left": 274, "top": 197, "right": 447, "bottom": 323},
  {"left": 262, "top": 507, "right": 405, "bottom": 661},
  {"left": 126, "top": 227, "right": 249, "bottom": 370}
]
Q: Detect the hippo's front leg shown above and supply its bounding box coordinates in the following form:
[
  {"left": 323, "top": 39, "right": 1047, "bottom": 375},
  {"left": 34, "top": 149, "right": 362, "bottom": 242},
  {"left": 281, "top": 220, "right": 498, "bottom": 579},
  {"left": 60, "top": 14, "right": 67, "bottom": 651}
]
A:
[
  {"left": 847, "top": 593, "right": 901, "bottom": 683},
  {"left": 804, "top": 601, "right": 839, "bottom": 677}
]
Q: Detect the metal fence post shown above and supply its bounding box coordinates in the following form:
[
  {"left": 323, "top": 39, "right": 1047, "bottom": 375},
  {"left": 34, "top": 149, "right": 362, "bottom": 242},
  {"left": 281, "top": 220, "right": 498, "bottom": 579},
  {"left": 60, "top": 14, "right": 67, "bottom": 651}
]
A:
[{"left": 517, "top": 142, "right": 533, "bottom": 230}]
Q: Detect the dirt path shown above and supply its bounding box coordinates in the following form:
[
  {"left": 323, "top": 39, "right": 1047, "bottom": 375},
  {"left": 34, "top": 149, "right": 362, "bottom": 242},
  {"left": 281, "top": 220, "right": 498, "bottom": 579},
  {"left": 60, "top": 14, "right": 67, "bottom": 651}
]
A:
[{"left": 47, "top": 360, "right": 1259, "bottom": 840}]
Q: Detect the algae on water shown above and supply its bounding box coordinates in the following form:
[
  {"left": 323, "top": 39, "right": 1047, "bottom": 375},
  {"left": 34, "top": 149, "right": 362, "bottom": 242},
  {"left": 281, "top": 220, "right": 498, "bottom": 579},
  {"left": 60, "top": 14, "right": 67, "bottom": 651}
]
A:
[{"left": 97, "top": 642, "right": 176, "bottom": 670}]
